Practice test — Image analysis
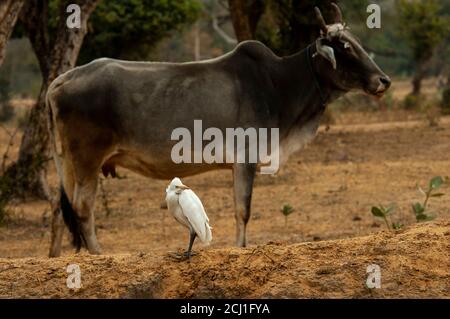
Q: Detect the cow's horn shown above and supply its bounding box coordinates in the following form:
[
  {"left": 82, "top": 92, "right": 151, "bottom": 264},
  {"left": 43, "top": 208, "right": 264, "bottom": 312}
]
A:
[
  {"left": 331, "top": 2, "right": 343, "bottom": 24},
  {"left": 314, "top": 7, "right": 328, "bottom": 35}
]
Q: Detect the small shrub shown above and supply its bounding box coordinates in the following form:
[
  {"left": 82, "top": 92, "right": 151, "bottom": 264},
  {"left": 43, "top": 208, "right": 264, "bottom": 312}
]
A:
[
  {"left": 0, "top": 77, "right": 10, "bottom": 102},
  {"left": 0, "top": 103, "right": 15, "bottom": 122},
  {"left": 392, "top": 222, "right": 404, "bottom": 230},
  {"left": 0, "top": 177, "right": 12, "bottom": 225},
  {"left": 281, "top": 204, "right": 294, "bottom": 227},
  {"left": 441, "top": 87, "right": 450, "bottom": 114},
  {"left": 402, "top": 94, "right": 423, "bottom": 109},
  {"left": 16, "top": 111, "right": 29, "bottom": 130},
  {"left": 0, "top": 200, "right": 9, "bottom": 225},
  {"left": 412, "top": 176, "right": 445, "bottom": 222},
  {"left": 371, "top": 204, "right": 401, "bottom": 230},
  {"left": 423, "top": 101, "right": 441, "bottom": 127}
]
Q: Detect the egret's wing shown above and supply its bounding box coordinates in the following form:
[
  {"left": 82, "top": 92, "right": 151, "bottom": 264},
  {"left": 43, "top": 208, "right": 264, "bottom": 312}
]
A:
[
  {"left": 166, "top": 192, "right": 190, "bottom": 228},
  {"left": 179, "top": 190, "right": 212, "bottom": 244}
]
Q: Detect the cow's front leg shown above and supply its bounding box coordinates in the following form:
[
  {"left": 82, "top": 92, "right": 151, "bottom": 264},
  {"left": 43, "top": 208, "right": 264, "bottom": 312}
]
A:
[{"left": 233, "top": 163, "right": 256, "bottom": 247}]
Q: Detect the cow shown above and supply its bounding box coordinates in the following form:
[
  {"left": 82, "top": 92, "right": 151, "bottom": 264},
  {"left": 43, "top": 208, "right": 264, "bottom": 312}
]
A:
[{"left": 46, "top": 3, "right": 390, "bottom": 257}]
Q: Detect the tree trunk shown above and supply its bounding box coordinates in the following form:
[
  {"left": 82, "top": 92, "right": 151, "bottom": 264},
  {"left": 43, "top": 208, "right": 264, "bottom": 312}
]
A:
[
  {"left": 411, "top": 61, "right": 426, "bottom": 96},
  {"left": 273, "top": 0, "right": 336, "bottom": 55},
  {"left": 228, "top": 0, "right": 264, "bottom": 41},
  {"left": 0, "top": 0, "right": 25, "bottom": 66},
  {"left": 440, "top": 72, "right": 450, "bottom": 112},
  {"left": 0, "top": 0, "right": 101, "bottom": 203},
  {"left": 228, "top": 0, "right": 335, "bottom": 54}
]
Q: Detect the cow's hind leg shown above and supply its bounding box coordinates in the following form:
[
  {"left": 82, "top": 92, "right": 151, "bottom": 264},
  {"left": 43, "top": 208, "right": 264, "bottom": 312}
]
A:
[
  {"left": 49, "top": 199, "right": 64, "bottom": 257},
  {"left": 233, "top": 163, "right": 256, "bottom": 247},
  {"left": 49, "top": 160, "right": 76, "bottom": 257},
  {"left": 72, "top": 176, "right": 101, "bottom": 254}
]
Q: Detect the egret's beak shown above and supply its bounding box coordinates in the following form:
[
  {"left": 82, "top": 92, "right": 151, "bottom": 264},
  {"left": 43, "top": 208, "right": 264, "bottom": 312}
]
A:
[{"left": 175, "top": 184, "right": 190, "bottom": 193}]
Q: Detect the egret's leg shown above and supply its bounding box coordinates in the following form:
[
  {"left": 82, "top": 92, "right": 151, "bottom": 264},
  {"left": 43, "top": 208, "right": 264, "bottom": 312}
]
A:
[
  {"left": 184, "top": 231, "right": 197, "bottom": 258},
  {"left": 233, "top": 163, "right": 256, "bottom": 247}
]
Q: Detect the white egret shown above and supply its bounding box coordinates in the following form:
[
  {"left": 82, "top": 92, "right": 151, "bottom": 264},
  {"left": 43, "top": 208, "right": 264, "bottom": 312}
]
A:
[{"left": 165, "top": 177, "right": 212, "bottom": 257}]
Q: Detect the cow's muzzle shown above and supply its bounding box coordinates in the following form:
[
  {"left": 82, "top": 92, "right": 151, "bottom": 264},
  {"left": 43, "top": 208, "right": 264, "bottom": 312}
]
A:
[{"left": 367, "top": 75, "right": 391, "bottom": 97}]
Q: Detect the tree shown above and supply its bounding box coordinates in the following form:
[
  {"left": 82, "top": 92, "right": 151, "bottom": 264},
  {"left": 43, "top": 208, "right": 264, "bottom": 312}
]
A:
[
  {"left": 0, "top": 0, "right": 201, "bottom": 206},
  {"left": 226, "top": 0, "right": 337, "bottom": 53},
  {"left": 259, "top": 0, "right": 337, "bottom": 55},
  {"left": 0, "top": 0, "right": 25, "bottom": 66},
  {"left": 440, "top": 43, "right": 450, "bottom": 112},
  {"left": 0, "top": 0, "right": 101, "bottom": 205},
  {"left": 78, "top": 0, "right": 201, "bottom": 62},
  {"left": 397, "top": 0, "right": 448, "bottom": 96},
  {"left": 434, "top": 0, "right": 450, "bottom": 111},
  {"left": 227, "top": 0, "right": 265, "bottom": 41}
]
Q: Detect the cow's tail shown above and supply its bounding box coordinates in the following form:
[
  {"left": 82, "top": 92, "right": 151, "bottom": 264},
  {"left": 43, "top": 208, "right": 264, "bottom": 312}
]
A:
[
  {"left": 60, "top": 185, "right": 85, "bottom": 250},
  {"left": 46, "top": 79, "right": 85, "bottom": 251}
]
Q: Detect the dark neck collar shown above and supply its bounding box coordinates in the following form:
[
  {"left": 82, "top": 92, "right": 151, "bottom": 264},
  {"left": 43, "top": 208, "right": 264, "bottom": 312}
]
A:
[{"left": 305, "top": 43, "right": 329, "bottom": 108}]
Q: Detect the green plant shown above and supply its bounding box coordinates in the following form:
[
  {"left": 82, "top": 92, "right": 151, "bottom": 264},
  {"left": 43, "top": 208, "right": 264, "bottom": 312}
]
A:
[
  {"left": 412, "top": 176, "right": 444, "bottom": 222},
  {"left": 402, "top": 94, "right": 422, "bottom": 109},
  {"left": 281, "top": 204, "right": 294, "bottom": 227},
  {"left": 371, "top": 204, "right": 401, "bottom": 230},
  {"left": 392, "top": 222, "right": 404, "bottom": 230}
]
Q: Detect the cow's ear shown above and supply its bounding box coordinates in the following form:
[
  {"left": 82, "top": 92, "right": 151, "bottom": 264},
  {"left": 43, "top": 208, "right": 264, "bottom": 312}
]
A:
[{"left": 315, "top": 39, "right": 337, "bottom": 70}]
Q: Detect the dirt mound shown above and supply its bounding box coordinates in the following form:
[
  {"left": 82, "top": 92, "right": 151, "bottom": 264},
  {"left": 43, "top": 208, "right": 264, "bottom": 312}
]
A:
[{"left": 1, "top": 220, "right": 449, "bottom": 298}]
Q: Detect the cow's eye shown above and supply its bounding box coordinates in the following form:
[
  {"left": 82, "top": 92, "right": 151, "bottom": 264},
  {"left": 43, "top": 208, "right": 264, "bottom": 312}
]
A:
[{"left": 343, "top": 42, "right": 351, "bottom": 49}]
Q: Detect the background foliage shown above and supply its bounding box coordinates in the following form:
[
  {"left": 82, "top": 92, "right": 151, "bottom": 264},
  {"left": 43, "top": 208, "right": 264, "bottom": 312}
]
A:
[{"left": 0, "top": 0, "right": 448, "bottom": 99}]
